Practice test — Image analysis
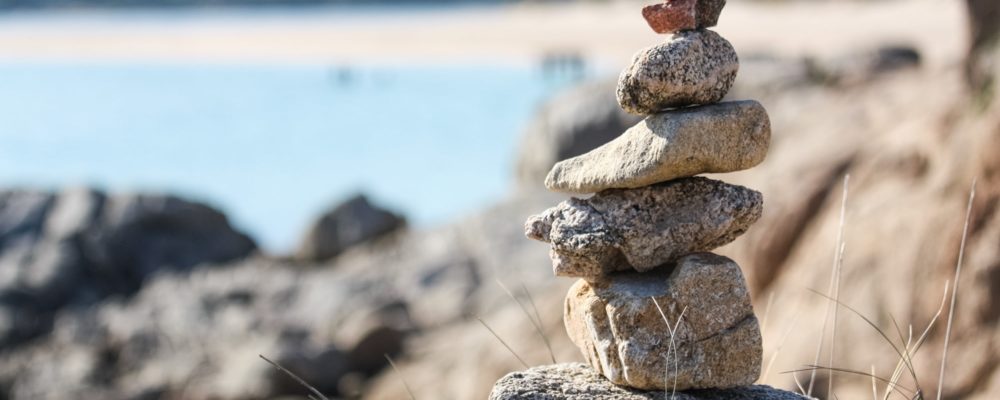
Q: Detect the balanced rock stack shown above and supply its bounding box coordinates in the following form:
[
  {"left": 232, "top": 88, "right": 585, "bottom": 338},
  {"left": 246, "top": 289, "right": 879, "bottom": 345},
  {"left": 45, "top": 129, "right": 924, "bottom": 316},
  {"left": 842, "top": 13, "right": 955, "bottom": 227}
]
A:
[{"left": 491, "top": 1, "right": 808, "bottom": 398}]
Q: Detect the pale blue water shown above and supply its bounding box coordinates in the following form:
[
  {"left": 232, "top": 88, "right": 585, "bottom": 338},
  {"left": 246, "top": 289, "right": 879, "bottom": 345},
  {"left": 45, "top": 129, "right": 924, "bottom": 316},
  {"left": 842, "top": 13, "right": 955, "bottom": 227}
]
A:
[{"left": 0, "top": 62, "right": 585, "bottom": 252}]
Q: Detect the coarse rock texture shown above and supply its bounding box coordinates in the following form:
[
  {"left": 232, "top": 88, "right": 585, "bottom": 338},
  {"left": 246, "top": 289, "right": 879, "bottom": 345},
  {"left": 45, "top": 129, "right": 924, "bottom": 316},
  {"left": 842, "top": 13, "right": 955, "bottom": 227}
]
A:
[
  {"left": 526, "top": 177, "right": 762, "bottom": 277},
  {"left": 489, "top": 363, "right": 809, "bottom": 400},
  {"left": 545, "top": 100, "right": 770, "bottom": 194},
  {"left": 514, "top": 79, "right": 642, "bottom": 191},
  {"left": 617, "top": 29, "right": 738, "bottom": 115},
  {"left": 0, "top": 188, "right": 256, "bottom": 346},
  {"left": 295, "top": 194, "right": 405, "bottom": 262},
  {"left": 563, "top": 253, "right": 761, "bottom": 390}
]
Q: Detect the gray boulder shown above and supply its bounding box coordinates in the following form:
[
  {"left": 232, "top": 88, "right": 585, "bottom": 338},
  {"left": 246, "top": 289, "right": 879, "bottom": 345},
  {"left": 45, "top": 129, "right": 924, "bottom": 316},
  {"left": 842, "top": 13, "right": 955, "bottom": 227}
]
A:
[
  {"left": 490, "top": 363, "right": 808, "bottom": 400},
  {"left": 545, "top": 100, "right": 770, "bottom": 194},
  {"left": 295, "top": 194, "right": 405, "bottom": 262},
  {"left": 0, "top": 187, "right": 256, "bottom": 345},
  {"left": 617, "top": 29, "right": 738, "bottom": 115},
  {"left": 525, "top": 177, "right": 762, "bottom": 278},
  {"left": 514, "top": 79, "right": 642, "bottom": 191},
  {"left": 564, "top": 253, "right": 761, "bottom": 391}
]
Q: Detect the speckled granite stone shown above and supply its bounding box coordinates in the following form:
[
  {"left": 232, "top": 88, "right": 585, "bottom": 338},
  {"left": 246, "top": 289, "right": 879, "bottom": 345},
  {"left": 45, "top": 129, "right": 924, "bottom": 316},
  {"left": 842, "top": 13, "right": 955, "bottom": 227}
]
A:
[{"left": 617, "top": 29, "right": 738, "bottom": 115}]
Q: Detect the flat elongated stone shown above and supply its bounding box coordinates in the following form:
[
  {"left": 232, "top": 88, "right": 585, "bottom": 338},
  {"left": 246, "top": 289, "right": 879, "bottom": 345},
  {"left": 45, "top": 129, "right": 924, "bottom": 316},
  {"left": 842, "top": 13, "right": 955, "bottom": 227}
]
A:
[
  {"left": 545, "top": 100, "right": 770, "bottom": 194},
  {"left": 617, "top": 29, "right": 738, "bottom": 115},
  {"left": 563, "top": 253, "right": 762, "bottom": 391},
  {"left": 525, "top": 177, "right": 762, "bottom": 278},
  {"left": 490, "top": 363, "right": 807, "bottom": 400}
]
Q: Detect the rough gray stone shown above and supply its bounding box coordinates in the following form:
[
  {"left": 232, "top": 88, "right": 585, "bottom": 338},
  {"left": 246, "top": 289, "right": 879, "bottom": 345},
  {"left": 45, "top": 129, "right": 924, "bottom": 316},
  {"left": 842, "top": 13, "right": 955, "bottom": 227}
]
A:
[
  {"left": 545, "top": 100, "right": 770, "bottom": 194},
  {"left": 515, "top": 79, "right": 642, "bottom": 191},
  {"left": 617, "top": 29, "right": 738, "bottom": 115},
  {"left": 525, "top": 177, "right": 762, "bottom": 277},
  {"left": 295, "top": 194, "right": 405, "bottom": 262},
  {"left": 563, "top": 253, "right": 762, "bottom": 391},
  {"left": 490, "top": 363, "right": 807, "bottom": 400}
]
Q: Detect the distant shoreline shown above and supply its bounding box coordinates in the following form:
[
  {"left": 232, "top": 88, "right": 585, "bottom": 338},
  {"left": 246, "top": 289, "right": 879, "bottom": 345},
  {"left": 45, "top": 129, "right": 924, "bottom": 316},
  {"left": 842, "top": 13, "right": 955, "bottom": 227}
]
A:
[{"left": 0, "top": 0, "right": 965, "bottom": 68}]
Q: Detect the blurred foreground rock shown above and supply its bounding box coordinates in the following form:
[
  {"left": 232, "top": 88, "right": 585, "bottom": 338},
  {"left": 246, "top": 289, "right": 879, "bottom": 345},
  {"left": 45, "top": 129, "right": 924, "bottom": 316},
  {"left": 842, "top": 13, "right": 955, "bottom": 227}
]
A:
[{"left": 0, "top": 189, "right": 570, "bottom": 399}]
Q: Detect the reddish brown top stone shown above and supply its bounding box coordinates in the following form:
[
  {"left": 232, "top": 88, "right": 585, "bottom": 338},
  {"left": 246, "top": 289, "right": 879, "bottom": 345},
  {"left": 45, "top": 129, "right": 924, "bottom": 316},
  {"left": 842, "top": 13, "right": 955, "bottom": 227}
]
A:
[
  {"left": 642, "top": 0, "right": 697, "bottom": 34},
  {"left": 642, "top": 0, "right": 726, "bottom": 34}
]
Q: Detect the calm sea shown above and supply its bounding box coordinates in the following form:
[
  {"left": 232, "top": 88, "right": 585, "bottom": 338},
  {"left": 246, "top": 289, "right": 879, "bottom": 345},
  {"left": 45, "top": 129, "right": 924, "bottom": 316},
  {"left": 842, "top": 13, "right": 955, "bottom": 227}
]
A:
[{"left": 0, "top": 61, "right": 587, "bottom": 252}]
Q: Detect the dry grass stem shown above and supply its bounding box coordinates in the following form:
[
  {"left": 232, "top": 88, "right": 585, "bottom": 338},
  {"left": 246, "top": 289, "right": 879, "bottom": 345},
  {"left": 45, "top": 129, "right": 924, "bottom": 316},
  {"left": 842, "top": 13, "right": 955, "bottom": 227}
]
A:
[
  {"left": 476, "top": 315, "right": 530, "bottom": 369},
  {"left": 761, "top": 291, "right": 775, "bottom": 339},
  {"left": 937, "top": 179, "right": 976, "bottom": 400},
  {"left": 762, "top": 309, "right": 803, "bottom": 383},
  {"left": 828, "top": 175, "right": 850, "bottom": 398},
  {"left": 384, "top": 354, "right": 416, "bottom": 400},
  {"left": 258, "top": 354, "right": 330, "bottom": 400},
  {"left": 495, "top": 279, "right": 557, "bottom": 364},
  {"left": 809, "top": 174, "right": 850, "bottom": 397},
  {"left": 519, "top": 281, "right": 557, "bottom": 364},
  {"left": 789, "top": 366, "right": 918, "bottom": 398},
  {"left": 792, "top": 371, "right": 807, "bottom": 395},
  {"left": 807, "top": 289, "right": 921, "bottom": 389},
  {"left": 808, "top": 280, "right": 952, "bottom": 400},
  {"left": 883, "top": 281, "right": 949, "bottom": 400},
  {"left": 872, "top": 365, "right": 879, "bottom": 400},
  {"left": 829, "top": 240, "right": 846, "bottom": 399},
  {"left": 652, "top": 297, "right": 687, "bottom": 399}
]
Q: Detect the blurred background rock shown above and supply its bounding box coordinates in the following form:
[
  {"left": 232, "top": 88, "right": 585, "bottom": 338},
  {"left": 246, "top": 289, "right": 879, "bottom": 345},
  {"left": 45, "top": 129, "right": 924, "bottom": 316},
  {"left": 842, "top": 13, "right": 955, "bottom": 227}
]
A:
[{"left": 0, "top": 0, "right": 997, "bottom": 399}]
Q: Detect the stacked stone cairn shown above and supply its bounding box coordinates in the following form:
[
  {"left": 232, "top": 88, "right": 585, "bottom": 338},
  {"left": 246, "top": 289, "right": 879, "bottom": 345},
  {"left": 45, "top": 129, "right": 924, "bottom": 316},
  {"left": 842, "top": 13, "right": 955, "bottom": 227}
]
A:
[{"left": 493, "top": 0, "right": 795, "bottom": 397}]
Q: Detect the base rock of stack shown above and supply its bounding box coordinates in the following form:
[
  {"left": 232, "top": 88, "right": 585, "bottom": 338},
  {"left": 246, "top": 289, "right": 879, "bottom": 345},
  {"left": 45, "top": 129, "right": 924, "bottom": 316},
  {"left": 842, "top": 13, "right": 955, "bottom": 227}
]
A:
[
  {"left": 489, "top": 363, "right": 808, "bottom": 400},
  {"left": 617, "top": 29, "right": 738, "bottom": 115},
  {"left": 564, "top": 253, "right": 761, "bottom": 391},
  {"left": 545, "top": 100, "right": 770, "bottom": 194},
  {"left": 525, "top": 177, "right": 762, "bottom": 278}
]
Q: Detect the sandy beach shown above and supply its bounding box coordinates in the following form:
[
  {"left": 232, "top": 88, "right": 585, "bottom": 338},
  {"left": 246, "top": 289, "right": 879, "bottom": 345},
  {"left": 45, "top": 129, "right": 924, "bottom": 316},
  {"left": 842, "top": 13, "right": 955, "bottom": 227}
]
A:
[{"left": 0, "top": 0, "right": 967, "bottom": 68}]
